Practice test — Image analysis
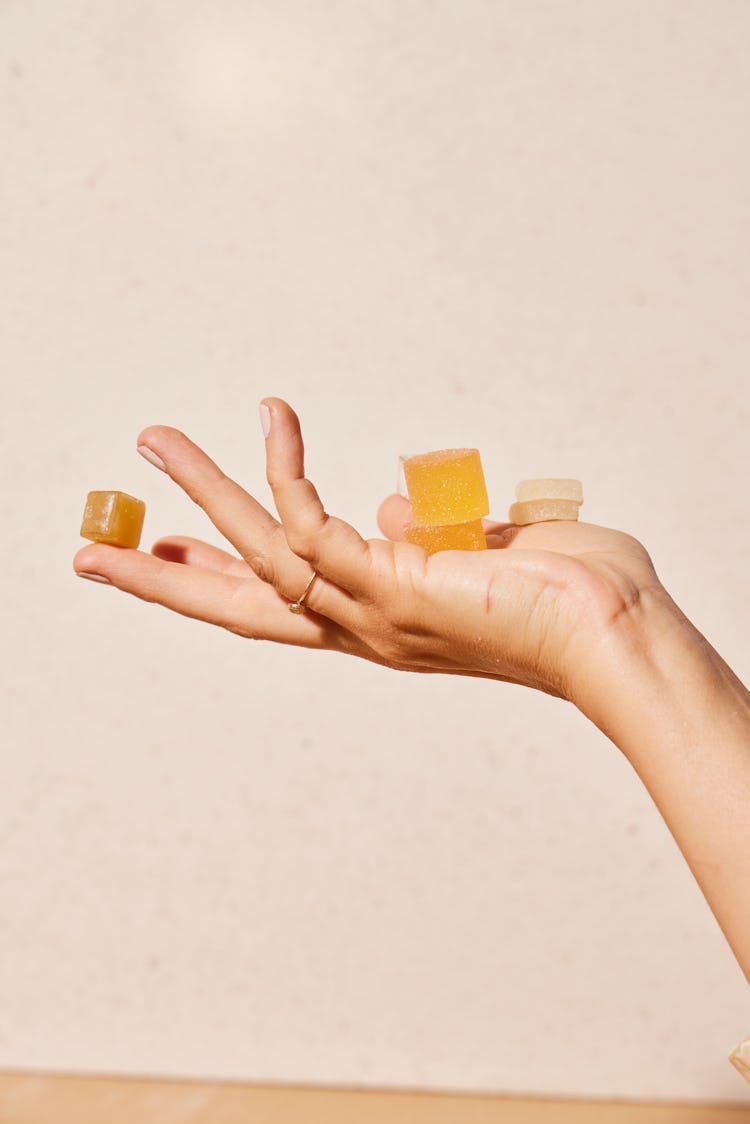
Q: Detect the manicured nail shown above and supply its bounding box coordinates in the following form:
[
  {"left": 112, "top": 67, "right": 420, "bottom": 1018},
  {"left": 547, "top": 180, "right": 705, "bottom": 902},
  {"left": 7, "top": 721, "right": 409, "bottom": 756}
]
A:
[
  {"left": 137, "top": 445, "right": 167, "bottom": 472},
  {"left": 77, "top": 572, "right": 112, "bottom": 584},
  {"left": 259, "top": 403, "right": 271, "bottom": 439}
]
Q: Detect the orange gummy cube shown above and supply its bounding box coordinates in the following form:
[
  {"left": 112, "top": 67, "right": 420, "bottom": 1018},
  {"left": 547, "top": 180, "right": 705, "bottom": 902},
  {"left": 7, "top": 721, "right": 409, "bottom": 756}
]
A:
[
  {"left": 405, "top": 519, "right": 487, "bottom": 555},
  {"left": 80, "top": 491, "right": 145, "bottom": 549},
  {"left": 402, "top": 449, "right": 489, "bottom": 526}
]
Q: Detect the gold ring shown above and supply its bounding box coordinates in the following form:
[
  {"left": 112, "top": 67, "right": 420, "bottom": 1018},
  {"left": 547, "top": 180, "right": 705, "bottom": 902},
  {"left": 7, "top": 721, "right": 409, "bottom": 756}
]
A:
[{"left": 288, "top": 571, "right": 318, "bottom": 614}]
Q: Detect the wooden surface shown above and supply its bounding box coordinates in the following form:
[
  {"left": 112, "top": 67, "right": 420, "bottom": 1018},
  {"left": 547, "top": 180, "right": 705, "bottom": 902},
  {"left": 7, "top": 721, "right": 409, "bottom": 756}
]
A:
[{"left": 1, "top": 1075, "right": 750, "bottom": 1124}]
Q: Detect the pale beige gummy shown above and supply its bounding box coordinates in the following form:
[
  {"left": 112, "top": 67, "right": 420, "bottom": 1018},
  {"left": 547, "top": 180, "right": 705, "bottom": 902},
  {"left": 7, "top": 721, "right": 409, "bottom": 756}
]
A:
[
  {"left": 509, "top": 498, "right": 581, "bottom": 526},
  {"left": 515, "top": 478, "right": 583, "bottom": 504},
  {"left": 729, "top": 1034, "right": 750, "bottom": 1083}
]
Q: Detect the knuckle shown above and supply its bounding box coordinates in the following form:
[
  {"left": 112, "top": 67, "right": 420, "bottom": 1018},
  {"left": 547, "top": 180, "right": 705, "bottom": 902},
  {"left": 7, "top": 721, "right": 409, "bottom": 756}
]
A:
[
  {"left": 265, "top": 465, "right": 283, "bottom": 490},
  {"left": 244, "top": 549, "right": 277, "bottom": 587},
  {"left": 284, "top": 531, "right": 315, "bottom": 562},
  {"left": 243, "top": 525, "right": 286, "bottom": 586},
  {"left": 285, "top": 517, "right": 327, "bottom": 561}
]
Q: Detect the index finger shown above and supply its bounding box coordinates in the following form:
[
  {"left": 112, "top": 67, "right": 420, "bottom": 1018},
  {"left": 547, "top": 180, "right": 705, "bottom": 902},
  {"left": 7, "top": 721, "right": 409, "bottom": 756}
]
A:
[{"left": 137, "top": 424, "right": 281, "bottom": 565}]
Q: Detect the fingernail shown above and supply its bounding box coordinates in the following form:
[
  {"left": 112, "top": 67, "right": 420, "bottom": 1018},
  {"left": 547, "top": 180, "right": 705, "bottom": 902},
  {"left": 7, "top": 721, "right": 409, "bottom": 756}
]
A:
[
  {"left": 259, "top": 403, "right": 271, "bottom": 439},
  {"left": 77, "top": 572, "right": 112, "bottom": 584},
  {"left": 137, "top": 445, "right": 167, "bottom": 472}
]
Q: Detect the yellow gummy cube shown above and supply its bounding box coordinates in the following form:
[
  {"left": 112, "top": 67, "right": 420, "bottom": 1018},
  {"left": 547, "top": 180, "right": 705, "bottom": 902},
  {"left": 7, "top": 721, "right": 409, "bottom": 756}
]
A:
[
  {"left": 403, "top": 449, "right": 489, "bottom": 526},
  {"left": 515, "top": 478, "right": 583, "bottom": 504},
  {"left": 509, "top": 498, "right": 580, "bottom": 526},
  {"left": 405, "top": 519, "right": 487, "bottom": 555},
  {"left": 80, "top": 490, "right": 146, "bottom": 549}
]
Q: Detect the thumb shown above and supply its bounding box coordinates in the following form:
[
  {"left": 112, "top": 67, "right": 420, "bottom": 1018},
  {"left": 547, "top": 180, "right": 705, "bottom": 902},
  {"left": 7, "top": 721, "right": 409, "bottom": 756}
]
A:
[{"left": 377, "top": 494, "right": 412, "bottom": 541}]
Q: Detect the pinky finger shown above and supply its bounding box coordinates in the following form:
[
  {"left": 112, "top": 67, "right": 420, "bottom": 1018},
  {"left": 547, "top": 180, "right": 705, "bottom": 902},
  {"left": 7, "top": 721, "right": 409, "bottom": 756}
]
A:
[{"left": 74, "top": 544, "right": 341, "bottom": 648}]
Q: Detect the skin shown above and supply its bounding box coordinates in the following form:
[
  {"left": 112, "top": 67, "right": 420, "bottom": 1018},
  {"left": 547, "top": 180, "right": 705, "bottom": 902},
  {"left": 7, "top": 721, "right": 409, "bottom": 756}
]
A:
[{"left": 74, "top": 397, "right": 750, "bottom": 988}]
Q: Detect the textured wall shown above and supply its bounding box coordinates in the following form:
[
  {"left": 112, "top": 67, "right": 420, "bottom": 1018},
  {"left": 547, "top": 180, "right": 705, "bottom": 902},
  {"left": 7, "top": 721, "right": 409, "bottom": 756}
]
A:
[{"left": 1, "top": 0, "right": 749, "bottom": 1102}]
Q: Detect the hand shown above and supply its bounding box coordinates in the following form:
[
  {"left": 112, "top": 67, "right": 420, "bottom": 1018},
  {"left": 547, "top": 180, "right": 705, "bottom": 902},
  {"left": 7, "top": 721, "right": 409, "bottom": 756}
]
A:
[
  {"left": 73, "top": 398, "right": 670, "bottom": 708},
  {"left": 75, "top": 399, "right": 750, "bottom": 986}
]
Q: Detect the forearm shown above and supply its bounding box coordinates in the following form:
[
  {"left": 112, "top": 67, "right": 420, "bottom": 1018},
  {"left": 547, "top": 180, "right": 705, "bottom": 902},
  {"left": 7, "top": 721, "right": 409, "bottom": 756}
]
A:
[{"left": 575, "top": 589, "right": 750, "bottom": 982}]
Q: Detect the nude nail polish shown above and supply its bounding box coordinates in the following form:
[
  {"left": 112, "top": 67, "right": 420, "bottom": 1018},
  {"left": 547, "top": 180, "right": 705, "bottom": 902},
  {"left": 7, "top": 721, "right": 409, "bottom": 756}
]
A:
[{"left": 137, "top": 445, "right": 167, "bottom": 472}]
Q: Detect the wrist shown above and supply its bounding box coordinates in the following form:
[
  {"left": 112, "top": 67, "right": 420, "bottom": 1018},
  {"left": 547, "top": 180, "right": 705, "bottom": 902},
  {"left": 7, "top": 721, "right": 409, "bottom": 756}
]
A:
[{"left": 570, "top": 585, "right": 748, "bottom": 768}]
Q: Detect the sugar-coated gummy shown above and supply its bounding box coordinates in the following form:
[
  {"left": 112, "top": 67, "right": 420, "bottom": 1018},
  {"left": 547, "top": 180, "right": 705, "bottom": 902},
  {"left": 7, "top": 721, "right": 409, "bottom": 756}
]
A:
[
  {"left": 405, "top": 519, "right": 487, "bottom": 554},
  {"left": 80, "top": 490, "right": 146, "bottom": 549},
  {"left": 515, "top": 478, "right": 583, "bottom": 504},
  {"left": 403, "top": 449, "right": 489, "bottom": 526},
  {"left": 509, "top": 498, "right": 580, "bottom": 526}
]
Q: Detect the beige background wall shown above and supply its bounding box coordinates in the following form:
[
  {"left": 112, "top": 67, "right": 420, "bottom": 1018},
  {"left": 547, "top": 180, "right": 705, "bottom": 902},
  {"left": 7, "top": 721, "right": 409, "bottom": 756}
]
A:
[{"left": 1, "top": 0, "right": 749, "bottom": 1104}]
